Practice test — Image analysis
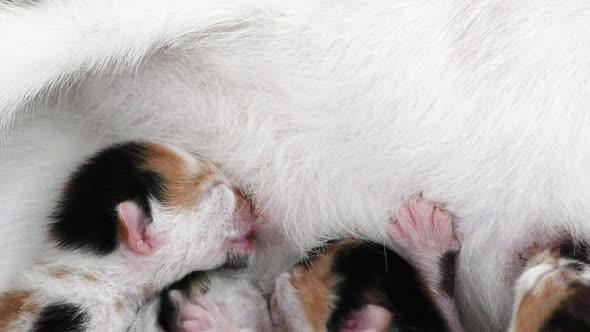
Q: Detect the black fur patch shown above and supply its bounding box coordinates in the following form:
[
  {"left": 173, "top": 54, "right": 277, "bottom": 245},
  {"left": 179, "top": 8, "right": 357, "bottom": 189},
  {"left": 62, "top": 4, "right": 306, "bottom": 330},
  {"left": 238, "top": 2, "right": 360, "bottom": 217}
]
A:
[
  {"left": 564, "top": 261, "right": 586, "bottom": 273},
  {"left": 439, "top": 250, "right": 458, "bottom": 298},
  {"left": 559, "top": 241, "right": 590, "bottom": 264},
  {"left": 222, "top": 251, "right": 251, "bottom": 270},
  {"left": 32, "top": 302, "right": 88, "bottom": 332},
  {"left": 295, "top": 239, "right": 339, "bottom": 269},
  {"left": 49, "top": 142, "right": 163, "bottom": 255},
  {"left": 158, "top": 292, "right": 179, "bottom": 332},
  {"left": 541, "top": 285, "right": 590, "bottom": 332},
  {"left": 326, "top": 241, "right": 448, "bottom": 332}
]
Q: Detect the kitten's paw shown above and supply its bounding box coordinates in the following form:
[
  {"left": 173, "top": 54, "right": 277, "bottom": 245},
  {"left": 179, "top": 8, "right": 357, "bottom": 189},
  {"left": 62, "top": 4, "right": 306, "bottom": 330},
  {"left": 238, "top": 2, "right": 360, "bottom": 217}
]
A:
[
  {"left": 170, "top": 291, "right": 238, "bottom": 332},
  {"left": 388, "top": 195, "right": 459, "bottom": 253}
]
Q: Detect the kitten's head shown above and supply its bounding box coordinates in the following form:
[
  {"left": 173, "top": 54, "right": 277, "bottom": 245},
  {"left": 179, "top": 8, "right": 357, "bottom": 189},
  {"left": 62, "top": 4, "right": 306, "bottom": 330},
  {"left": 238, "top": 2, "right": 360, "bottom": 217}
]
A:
[
  {"left": 50, "top": 141, "right": 256, "bottom": 276},
  {"left": 272, "top": 240, "right": 396, "bottom": 332},
  {"left": 511, "top": 242, "right": 590, "bottom": 331}
]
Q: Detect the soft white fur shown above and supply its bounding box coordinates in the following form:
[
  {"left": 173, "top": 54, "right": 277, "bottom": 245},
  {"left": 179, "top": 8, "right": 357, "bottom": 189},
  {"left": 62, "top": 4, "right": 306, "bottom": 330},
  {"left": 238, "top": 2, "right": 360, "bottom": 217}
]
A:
[
  {"left": 129, "top": 295, "right": 165, "bottom": 332},
  {"left": 2, "top": 0, "right": 590, "bottom": 330},
  {"left": 204, "top": 273, "right": 272, "bottom": 332}
]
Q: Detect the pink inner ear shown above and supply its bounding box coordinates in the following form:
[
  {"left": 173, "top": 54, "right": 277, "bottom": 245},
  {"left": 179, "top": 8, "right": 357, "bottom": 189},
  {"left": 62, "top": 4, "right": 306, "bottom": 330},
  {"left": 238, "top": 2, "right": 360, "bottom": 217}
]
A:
[
  {"left": 117, "top": 201, "right": 155, "bottom": 256},
  {"left": 342, "top": 304, "right": 392, "bottom": 332}
]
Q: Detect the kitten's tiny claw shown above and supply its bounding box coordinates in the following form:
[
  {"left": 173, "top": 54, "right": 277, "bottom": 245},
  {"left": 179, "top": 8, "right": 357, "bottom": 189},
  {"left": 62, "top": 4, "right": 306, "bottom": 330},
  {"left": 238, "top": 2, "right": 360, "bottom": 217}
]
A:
[{"left": 388, "top": 196, "right": 459, "bottom": 254}]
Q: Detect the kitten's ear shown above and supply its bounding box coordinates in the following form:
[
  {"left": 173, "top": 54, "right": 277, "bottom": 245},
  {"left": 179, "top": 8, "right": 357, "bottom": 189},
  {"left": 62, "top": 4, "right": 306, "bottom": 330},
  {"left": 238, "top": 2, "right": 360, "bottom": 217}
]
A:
[{"left": 117, "top": 201, "right": 156, "bottom": 256}]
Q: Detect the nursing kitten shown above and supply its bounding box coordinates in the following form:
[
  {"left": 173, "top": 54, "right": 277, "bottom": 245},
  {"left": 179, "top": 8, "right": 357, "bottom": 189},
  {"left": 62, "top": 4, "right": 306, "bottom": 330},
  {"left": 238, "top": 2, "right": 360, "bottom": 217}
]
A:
[
  {"left": 270, "top": 196, "right": 462, "bottom": 332},
  {"left": 0, "top": 141, "right": 256, "bottom": 331},
  {"left": 509, "top": 240, "right": 590, "bottom": 331}
]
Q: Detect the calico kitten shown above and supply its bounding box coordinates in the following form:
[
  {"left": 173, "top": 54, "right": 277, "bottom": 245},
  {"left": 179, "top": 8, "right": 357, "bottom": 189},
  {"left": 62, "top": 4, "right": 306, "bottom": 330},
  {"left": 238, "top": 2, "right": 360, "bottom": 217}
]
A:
[
  {"left": 509, "top": 241, "right": 590, "bottom": 331},
  {"left": 270, "top": 196, "right": 462, "bottom": 332},
  {"left": 0, "top": 141, "right": 256, "bottom": 331}
]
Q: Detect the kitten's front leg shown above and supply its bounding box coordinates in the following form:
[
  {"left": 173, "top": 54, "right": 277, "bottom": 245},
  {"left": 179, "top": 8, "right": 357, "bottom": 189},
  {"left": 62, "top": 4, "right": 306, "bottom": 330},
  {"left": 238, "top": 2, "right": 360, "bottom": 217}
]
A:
[
  {"left": 388, "top": 196, "right": 464, "bottom": 332},
  {"left": 270, "top": 271, "right": 315, "bottom": 332}
]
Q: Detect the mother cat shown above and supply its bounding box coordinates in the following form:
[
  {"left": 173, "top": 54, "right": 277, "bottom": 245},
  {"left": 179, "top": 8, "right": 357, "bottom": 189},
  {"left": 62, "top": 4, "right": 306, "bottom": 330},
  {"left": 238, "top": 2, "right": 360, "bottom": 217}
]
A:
[{"left": 1, "top": 1, "right": 590, "bottom": 330}]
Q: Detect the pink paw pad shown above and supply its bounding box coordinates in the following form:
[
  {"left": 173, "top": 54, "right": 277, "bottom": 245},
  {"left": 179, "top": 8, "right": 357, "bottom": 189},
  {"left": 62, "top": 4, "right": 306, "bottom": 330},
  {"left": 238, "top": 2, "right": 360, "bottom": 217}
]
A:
[
  {"left": 169, "top": 291, "right": 235, "bottom": 332},
  {"left": 341, "top": 305, "right": 392, "bottom": 332},
  {"left": 388, "top": 196, "right": 459, "bottom": 252}
]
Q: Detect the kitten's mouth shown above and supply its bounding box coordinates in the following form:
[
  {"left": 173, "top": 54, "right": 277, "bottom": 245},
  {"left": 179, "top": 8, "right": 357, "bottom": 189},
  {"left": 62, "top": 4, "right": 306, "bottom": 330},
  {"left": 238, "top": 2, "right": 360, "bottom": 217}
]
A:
[{"left": 227, "top": 229, "right": 256, "bottom": 253}]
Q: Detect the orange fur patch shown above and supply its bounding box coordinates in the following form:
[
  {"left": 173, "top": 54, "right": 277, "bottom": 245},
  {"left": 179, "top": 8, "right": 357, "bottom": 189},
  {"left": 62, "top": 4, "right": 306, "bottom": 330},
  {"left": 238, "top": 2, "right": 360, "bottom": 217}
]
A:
[
  {"left": 291, "top": 266, "right": 333, "bottom": 332},
  {"left": 47, "top": 267, "right": 71, "bottom": 279},
  {"left": 0, "top": 291, "right": 38, "bottom": 330},
  {"left": 514, "top": 278, "right": 574, "bottom": 332},
  {"left": 82, "top": 273, "right": 98, "bottom": 283},
  {"left": 290, "top": 240, "right": 362, "bottom": 331},
  {"left": 115, "top": 300, "right": 125, "bottom": 312},
  {"left": 143, "top": 144, "right": 218, "bottom": 209}
]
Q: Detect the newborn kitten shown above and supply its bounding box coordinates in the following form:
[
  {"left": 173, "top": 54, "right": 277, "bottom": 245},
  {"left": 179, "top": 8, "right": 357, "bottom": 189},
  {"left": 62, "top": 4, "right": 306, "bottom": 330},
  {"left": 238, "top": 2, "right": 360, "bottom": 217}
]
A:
[
  {"left": 509, "top": 241, "right": 590, "bottom": 331},
  {"left": 157, "top": 270, "right": 271, "bottom": 332},
  {"left": 0, "top": 141, "right": 256, "bottom": 331},
  {"left": 270, "top": 196, "right": 461, "bottom": 332}
]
